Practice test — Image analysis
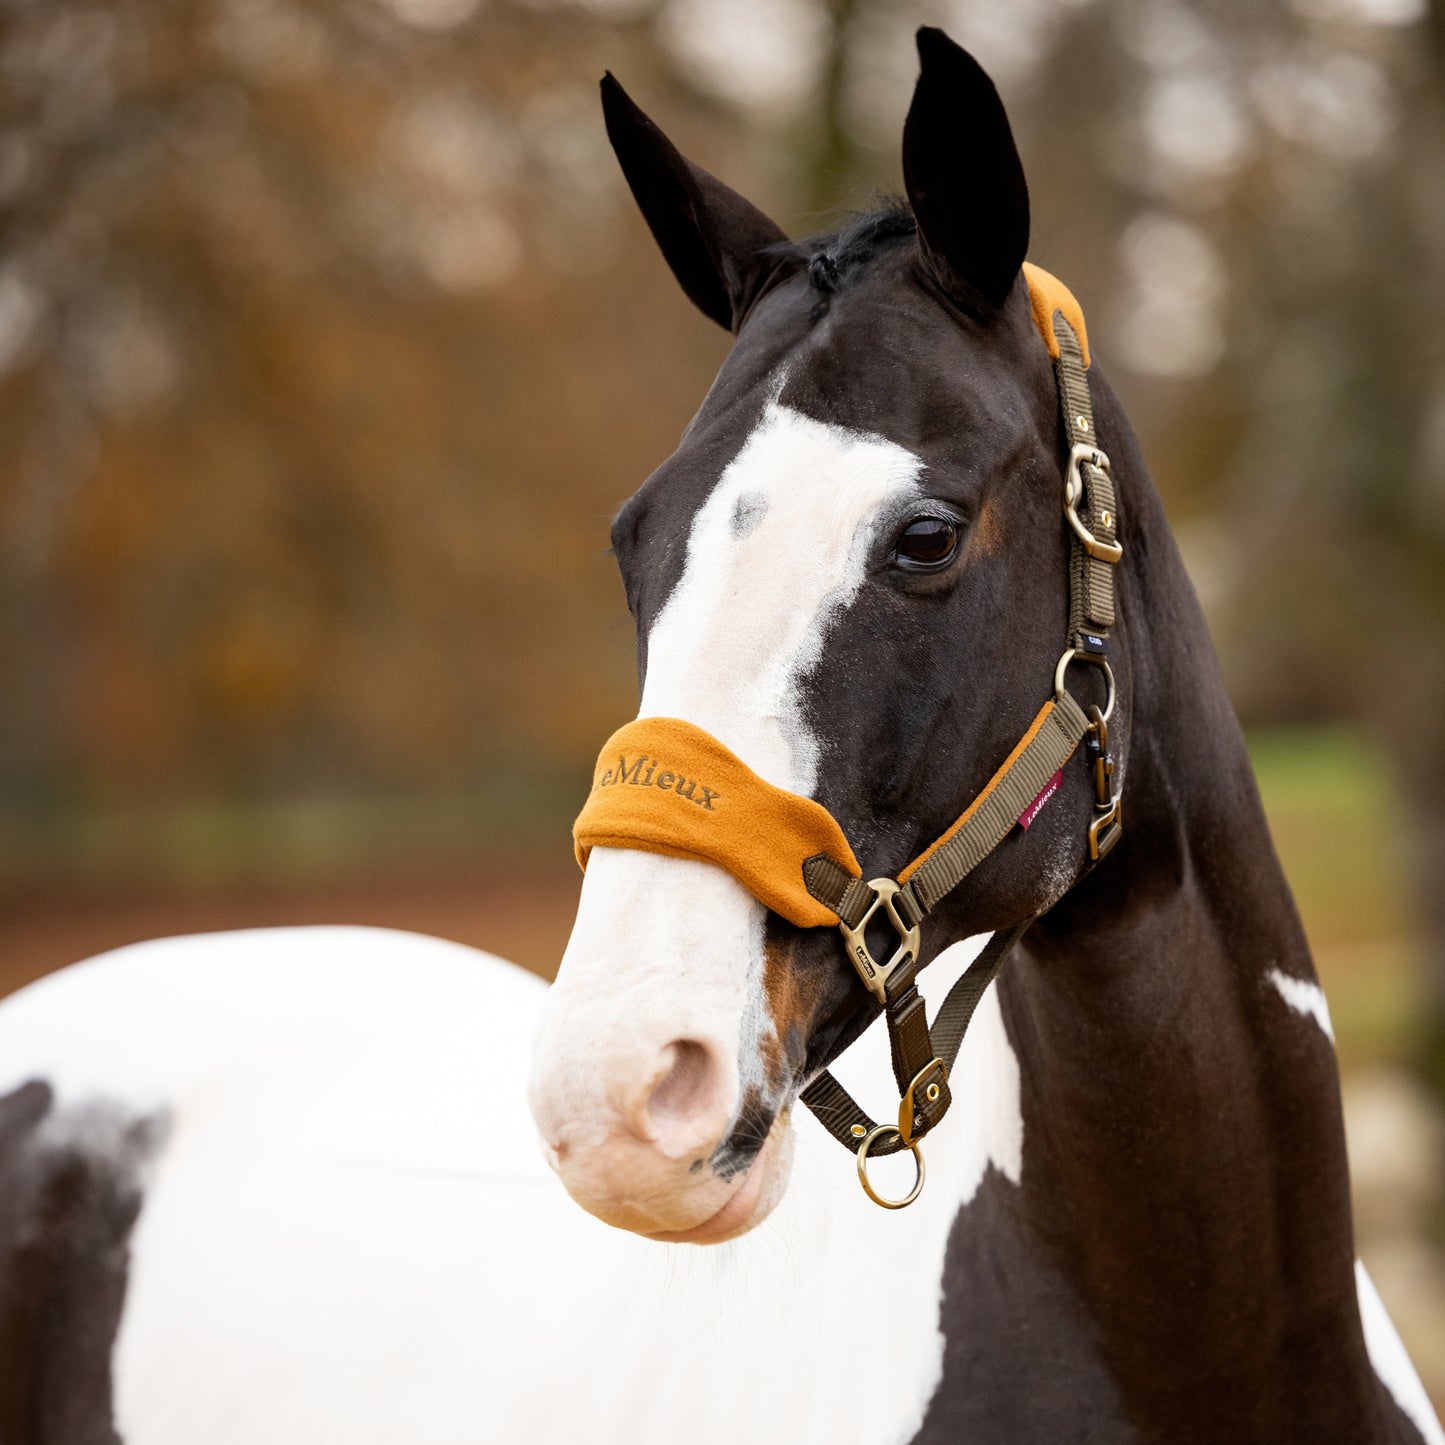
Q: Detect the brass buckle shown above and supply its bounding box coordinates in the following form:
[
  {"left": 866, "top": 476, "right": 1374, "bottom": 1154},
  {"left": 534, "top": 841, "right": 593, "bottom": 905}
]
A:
[
  {"left": 1089, "top": 795, "right": 1122, "bottom": 860},
  {"left": 1055, "top": 646, "right": 1116, "bottom": 723},
  {"left": 1064, "top": 442, "right": 1122, "bottom": 564},
  {"left": 898, "top": 1057, "right": 947, "bottom": 1146},
  {"left": 837, "top": 877, "right": 920, "bottom": 1004},
  {"left": 856, "top": 1125, "right": 926, "bottom": 1209}
]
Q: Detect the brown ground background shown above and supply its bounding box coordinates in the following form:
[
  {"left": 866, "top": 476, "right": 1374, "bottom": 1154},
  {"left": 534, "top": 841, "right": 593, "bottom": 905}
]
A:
[{"left": 0, "top": 862, "right": 581, "bottom": 999}]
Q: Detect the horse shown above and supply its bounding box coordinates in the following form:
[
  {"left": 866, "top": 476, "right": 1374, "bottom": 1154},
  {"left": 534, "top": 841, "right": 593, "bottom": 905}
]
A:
[{"left": 0, "top": 27, "right": 1439, "bottom": 1445}]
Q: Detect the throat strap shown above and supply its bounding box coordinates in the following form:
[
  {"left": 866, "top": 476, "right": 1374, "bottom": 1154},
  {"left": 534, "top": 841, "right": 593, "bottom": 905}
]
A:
[{"left": 798, "top": 921, "right": 1029, "bottom": 1165}]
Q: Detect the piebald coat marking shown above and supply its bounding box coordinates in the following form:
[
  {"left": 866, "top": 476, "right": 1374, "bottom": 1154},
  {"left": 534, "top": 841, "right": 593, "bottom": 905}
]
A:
[
  {"left": 640, "top": 398, "right": 922, "bottom": 792},
  {"left": 2, "top": 929, "right": 1429, "bottom": 1442},
  {"left": 1262, "top": 971, "right": 1439, "bottom": 1441},
  {"left": 1357, "top": 1261, "right": 1445, "bottom": 1445},
  {"left": 1267, "top": 965, "right": 1337, "bottom": 1043},
  {"left": 0, "top": 926, "right": 1017, "bottom": 1445}
]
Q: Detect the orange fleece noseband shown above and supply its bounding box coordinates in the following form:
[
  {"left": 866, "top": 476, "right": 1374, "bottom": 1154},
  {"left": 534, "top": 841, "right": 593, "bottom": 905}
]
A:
[
  {"left": 572, "top": 698, "right": 1081, "bottom": 934},
  {"left": 573, "top": 717, "right": 860, "bottom": 929}
]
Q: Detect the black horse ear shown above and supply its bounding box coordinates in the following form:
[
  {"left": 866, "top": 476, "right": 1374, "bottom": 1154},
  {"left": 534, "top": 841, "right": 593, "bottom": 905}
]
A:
[
  {"left": 601, "top": 73, "right": 790, "bottom": 332},
  {"left": 902, "top": 29, "right": 1030, "bottom": 311}
]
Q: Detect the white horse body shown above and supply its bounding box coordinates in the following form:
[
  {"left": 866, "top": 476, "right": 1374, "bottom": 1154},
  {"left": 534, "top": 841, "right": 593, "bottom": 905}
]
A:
[
  {"left": 1, "top": 926, "right": 1438, "bottom": 1444},
  {"left": 0, "top": 925, "right": 1026, "bottom": 1445}
]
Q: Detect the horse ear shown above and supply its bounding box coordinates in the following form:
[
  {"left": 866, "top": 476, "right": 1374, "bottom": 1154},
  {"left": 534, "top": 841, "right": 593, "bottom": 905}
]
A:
[
  {"left": 902, "top": 29, "right": 1030, "bottom": 311},
  {"left": 601, "top": 73, "right": 790, "bottom": 332}
]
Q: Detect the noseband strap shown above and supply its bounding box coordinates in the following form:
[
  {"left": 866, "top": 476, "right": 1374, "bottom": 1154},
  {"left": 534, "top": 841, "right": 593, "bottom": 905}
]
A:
[
  {"left": 573, "top": 716, "right": 861, "bottom": 929},
  {"left": 574, "top": 273, "right": 1123, "bottom": 1207}
]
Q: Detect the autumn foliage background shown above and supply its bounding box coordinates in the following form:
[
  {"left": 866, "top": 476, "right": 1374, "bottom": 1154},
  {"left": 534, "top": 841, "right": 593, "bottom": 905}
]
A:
[{"left": 1, "top": 0, "right": 1444, "bottom": 1401}]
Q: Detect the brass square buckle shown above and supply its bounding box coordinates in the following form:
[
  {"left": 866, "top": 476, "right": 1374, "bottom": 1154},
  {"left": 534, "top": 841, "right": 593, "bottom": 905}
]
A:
[
  {"left": 837, "top": 877, "right": 920, "bottom": 1004},
  {"left": 1089, "top": 795, "right": 1122, "bottom": 861},
  {"left": 898, "top": 1057, "right": 948, "bottom": 1146},
  {"left": 1064, "top": 442, "right": 1122, "bottom": 564}
]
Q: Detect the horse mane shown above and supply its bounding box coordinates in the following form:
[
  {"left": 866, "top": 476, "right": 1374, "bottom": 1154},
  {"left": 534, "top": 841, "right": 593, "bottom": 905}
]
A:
[{"left": 767, "top": 199, "right": 917, "bottom": 295}]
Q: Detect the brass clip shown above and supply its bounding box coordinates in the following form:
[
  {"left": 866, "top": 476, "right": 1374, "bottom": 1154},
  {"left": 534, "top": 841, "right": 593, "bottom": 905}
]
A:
[
  {"left": 1085, "top": 703, "right": 1122, "bottom": 860},
  {"left": 837, "top": 878, "right": 921, "bottom": 1005},
  {"left": 1085, "top": 706, "right": 1114, "bottom": 802},
  {"left": 1064, "top": 442, "right": 1123, "bottom": 564}
]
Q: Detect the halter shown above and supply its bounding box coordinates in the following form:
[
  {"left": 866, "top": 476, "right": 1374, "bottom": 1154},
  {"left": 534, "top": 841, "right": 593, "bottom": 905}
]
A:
[{"left": 573, "top": 265, "right": 1123, "bottom": 1208}]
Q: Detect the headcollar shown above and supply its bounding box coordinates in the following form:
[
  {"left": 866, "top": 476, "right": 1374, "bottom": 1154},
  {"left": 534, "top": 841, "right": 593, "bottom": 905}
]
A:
[{"left": 572, "top": 266, "right": 1122, "bottom": 1208}]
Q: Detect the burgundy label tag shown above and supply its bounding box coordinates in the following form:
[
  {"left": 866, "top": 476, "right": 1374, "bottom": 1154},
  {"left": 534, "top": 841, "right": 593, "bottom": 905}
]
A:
[{"left": 1018, "top": 769, "right": 1064, "bottom": 830}]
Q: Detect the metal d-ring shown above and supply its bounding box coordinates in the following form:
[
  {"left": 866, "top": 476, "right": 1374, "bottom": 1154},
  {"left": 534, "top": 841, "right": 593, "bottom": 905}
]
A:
[
  {"left": 856, "top": 1124, "right": 926, "bottom": 1209},
  {"left": 1055, "top": 646, "right": 1116, "bottom": 723}
]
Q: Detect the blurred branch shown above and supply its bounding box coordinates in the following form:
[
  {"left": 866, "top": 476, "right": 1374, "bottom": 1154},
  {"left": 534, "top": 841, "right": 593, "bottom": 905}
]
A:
[
  {"left": 808, "top": 0, "right": 861, "bottom": 216},
  {"left": 1429, "top": 0, "right": 1445, "bottom": 73}
]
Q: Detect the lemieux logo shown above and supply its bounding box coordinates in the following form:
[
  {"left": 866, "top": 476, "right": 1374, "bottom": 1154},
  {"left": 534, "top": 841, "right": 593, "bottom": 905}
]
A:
[{"left": 595, "top": 755, "right": 720, "bottom": 811}]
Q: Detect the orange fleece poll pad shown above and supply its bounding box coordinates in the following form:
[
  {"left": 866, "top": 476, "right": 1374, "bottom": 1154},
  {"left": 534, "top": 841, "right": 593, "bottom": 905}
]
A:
[
  {"left": 573, "top": 717, "right": 861, "bottom": 929},
  {"left": 1022, "top": 262, "right": 1090, "bottom": 369}
]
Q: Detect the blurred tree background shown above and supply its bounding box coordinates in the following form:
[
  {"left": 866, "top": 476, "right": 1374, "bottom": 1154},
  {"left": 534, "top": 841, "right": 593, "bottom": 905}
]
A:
[{"left": 1, "top": 0, "right": 1443, "bottom": 1398}]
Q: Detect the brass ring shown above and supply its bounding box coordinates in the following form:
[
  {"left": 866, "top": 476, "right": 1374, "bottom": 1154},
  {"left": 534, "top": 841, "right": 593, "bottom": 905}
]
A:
[
  {"left": 1054, "top": 647, "right": 1116, "bottom": 723},
  {"left": 855, "top": 1125, "right": 926, "bottom": 1209}
]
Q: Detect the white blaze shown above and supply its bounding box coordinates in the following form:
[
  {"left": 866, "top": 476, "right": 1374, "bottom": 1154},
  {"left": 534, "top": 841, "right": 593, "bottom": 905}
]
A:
[
  {"left": 531, "top": 399, "right": 925, "bottom": 1222},
  {"left": 639, "top": 398, "right": 924, "bottom": 790}
]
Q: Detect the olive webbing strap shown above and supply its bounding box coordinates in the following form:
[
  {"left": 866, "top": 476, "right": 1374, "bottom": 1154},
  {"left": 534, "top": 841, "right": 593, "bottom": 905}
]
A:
[
  {"left": 800, "top": 314, "right": 1117, "bottom": 1167},
  {"left": 800, "top": 855, "right": 876, "bottom": 931},
  {"left": 897, "top": 693, "right": 1089, "bottom": 919},
  {"left": 799, "top": 694, "right": 1089, "bottom": 931},
  {"left": 1056, "top": 321, "right": 1118, "bottom": 643},
  {"left": 927, "top": 921, "right": 1033, "bottom": 1063},
  {"left": 798, "top": 921, "right": 1031, "bottom": 1155}
]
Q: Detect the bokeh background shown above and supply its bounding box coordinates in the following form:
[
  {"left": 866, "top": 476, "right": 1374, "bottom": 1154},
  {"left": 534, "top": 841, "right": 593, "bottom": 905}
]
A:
[{"left": 2, "top": 0, "right": 1443, "bottom": 1409}]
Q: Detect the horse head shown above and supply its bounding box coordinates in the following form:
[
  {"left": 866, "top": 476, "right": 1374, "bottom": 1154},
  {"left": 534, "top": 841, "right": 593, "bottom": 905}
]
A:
[{"left": 529, "top": 29, "right": 1132, "bottom": 1243}]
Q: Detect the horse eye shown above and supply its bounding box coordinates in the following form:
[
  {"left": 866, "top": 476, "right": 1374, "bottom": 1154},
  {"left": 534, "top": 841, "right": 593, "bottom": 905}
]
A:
[{"left": 894, "top": 516, "right": 959, "bottom": 569}]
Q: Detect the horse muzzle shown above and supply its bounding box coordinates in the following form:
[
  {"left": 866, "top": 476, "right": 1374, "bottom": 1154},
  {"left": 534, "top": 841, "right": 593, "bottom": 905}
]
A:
[{"left": 528, "top": 848, "right": 793, "bottom": 1240}]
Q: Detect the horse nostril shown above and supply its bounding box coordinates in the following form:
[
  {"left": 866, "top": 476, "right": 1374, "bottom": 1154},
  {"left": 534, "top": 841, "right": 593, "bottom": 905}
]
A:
[{"left": 640, "top": 1039, "right": 729, "bottom": 1157}]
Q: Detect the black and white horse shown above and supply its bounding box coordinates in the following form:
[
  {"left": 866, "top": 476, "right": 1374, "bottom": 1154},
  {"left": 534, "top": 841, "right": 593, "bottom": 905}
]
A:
[{"left": 1, "top": 30, "right": 1439, "bottom": 1445}]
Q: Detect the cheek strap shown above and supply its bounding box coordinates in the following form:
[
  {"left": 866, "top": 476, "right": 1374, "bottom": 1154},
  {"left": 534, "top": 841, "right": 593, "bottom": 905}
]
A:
[{"left": 571, "top": 302, "right": 1122, "bottom": 1207}]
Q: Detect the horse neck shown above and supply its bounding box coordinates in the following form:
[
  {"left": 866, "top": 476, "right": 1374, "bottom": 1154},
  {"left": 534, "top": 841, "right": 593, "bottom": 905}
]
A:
[{"left": 985, "top": 393, "right": 1386, "bottom": 1432}]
